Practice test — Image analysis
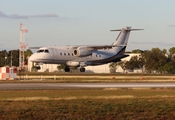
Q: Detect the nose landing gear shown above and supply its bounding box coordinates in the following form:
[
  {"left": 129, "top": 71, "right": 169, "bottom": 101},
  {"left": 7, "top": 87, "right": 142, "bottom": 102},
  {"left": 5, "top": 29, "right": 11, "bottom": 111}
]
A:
[{"left": 36, "top": 65, "right": 41, "bottom": 70}]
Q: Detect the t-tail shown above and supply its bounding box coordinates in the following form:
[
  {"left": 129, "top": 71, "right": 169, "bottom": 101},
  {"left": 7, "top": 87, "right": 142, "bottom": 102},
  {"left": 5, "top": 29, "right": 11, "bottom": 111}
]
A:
[{"left": 111, "top": 26, "right": 143, "bottom": 55}]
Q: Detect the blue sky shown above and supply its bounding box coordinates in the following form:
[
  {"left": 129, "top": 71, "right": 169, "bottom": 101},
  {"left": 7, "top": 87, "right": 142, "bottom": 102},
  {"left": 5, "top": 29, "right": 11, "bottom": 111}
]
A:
[{"left": 0, "top": 0, "right": 175, "bottom": 52}]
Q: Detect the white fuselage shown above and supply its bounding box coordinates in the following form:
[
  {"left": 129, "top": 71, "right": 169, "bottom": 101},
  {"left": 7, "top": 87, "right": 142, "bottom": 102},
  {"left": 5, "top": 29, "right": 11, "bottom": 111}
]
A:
[
  {"left": 29, "top": 45, "right": 126, "bottom": 67},
  {"left": 29, "top": 26, "right": 142, "bottom": 72}
]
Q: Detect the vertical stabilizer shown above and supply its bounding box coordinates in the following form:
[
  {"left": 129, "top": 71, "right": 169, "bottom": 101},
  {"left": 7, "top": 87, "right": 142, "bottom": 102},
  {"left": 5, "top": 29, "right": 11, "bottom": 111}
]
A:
[
  {"left": 111, "top": 26, "right": 143, "bottom": 54},
  {"left": 111, "top": 26, "right": 132, "bottom": 46}
]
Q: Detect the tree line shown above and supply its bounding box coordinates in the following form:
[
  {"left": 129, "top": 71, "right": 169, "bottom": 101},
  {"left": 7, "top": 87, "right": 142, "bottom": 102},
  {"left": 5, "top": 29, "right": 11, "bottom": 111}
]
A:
[
  {"left": 0, "top": 49, "right": 33, "bottom": 67},
  {"left": 109, "top": 47, "right": 175, "bottom": 74},
  {"left": 1, "top": 47, "right": 175, "bottom": 74}
]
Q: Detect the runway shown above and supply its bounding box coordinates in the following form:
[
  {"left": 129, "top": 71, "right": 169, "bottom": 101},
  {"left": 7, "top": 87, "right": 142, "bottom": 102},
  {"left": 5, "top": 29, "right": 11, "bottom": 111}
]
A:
[{"left": 0, "top": 82, "right": 175, "bottom": 90}]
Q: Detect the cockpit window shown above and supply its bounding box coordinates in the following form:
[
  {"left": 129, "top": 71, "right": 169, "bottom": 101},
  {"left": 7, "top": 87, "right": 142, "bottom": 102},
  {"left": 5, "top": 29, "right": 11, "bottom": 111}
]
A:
[
  {"left": 37, "top": 49, "right": 49, "bottom": 53},
  {"left": 37, "top": 49, "right": 44, "bottom": 53},
  {"left": 45, "top": 49, "right": 49, "bottom": 53}
]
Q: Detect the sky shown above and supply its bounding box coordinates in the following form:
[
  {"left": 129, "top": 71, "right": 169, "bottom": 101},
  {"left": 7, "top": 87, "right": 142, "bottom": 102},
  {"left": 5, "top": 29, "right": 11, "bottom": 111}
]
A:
[{"left": 0, "top": 0, "right": 175, "bottom": 52}]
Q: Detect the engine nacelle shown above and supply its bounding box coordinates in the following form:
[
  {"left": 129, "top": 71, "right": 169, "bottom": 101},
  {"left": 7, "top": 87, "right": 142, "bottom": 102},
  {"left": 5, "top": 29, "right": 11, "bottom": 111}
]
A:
[
  {"left": 73, "top": 47, "right": 92, "bottom": 57},
  {"left": 66, "top": 61, "right": 80, "bottom": 67}
]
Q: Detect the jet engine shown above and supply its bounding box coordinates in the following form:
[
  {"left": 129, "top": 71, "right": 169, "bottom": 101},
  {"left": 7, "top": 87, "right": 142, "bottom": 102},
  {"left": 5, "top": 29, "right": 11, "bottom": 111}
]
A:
[
  {"left": 73, "top": 47, "right": 92, "bottom": 57},
  {"left": 66, "top": 61, "right": 80, "bottom": 67}
]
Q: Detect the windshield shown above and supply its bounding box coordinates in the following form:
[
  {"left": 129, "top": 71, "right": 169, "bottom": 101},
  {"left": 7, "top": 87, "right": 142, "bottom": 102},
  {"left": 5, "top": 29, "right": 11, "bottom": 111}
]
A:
[{"left": 37, "top": 49, "right": 49, "bottom": 53}]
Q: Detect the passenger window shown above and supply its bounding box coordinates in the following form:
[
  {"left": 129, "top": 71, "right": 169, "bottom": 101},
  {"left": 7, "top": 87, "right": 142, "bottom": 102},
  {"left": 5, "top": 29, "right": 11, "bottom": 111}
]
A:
[
  {"left": 60, "top": 53, "right": 62, "bottom": 55},
  {"left": 64, "top": 53, "right": 66, "bottom": 55}
]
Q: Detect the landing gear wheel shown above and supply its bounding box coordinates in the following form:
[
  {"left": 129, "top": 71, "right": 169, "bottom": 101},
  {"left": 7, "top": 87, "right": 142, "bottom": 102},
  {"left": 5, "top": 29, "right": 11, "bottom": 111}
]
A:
[
  {"left": 80, "top": 68, "right": 85, "bottom": 72},
  {"left": 36, "top": 66, "right": 41, "bottom": 70},
  {"left": 64, "top": 67, "right": 70, "bottom": 72}
]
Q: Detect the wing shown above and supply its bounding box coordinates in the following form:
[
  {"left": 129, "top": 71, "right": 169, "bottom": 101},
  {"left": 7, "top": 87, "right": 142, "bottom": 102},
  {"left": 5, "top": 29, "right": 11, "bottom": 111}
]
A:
[
  {"left": 29, "top": 47, "right": 42, "bottom": 49},
  {"left": 72, "top": 44, "right": 126, "bottom": 50}
]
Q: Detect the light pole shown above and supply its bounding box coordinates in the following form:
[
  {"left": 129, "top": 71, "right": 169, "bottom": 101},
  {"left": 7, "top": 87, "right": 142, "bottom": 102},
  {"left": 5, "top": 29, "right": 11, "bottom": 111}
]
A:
[
  {"left": 4, "top": 57, "right": 7, "bottom": 66},
  {"left": 10, "top": 51, "right": 13, "bottom": 67}
]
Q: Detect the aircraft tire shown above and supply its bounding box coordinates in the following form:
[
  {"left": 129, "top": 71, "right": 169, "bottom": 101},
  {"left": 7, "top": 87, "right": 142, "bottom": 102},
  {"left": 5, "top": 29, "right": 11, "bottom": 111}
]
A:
[
  {"left": 36, "top": 66, "right": 41, "bottom": 70},
  {"left": 64, "top": 67, "right": 70, "bottom": 72},
  {"left": 80, "top": 68, "right": 85, "bottom": 72}
]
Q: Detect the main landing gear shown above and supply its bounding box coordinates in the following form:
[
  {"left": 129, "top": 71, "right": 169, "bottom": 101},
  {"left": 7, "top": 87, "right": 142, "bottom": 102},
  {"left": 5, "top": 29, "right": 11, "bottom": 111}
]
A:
[
  {"left": 64, "top": 67, "right": 86, "bottom": 72},
  {"left": 64, "top": 67, "right": 70, "bottom": 72},
  {"left": 80, "top": 68, "right": 85, "bottom": 72}
]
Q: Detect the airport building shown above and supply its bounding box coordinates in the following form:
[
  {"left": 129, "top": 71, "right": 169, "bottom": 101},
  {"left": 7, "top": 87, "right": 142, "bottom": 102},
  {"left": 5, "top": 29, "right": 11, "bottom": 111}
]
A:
[
  {"left": 0, "top": 67, "right": 17, "bottom": 80},
  {"left": 28, "top": 53, "right": 142, "bottom": 73},
  {"left": 85, "top": 53, "right": 142, "bottom": 73}
]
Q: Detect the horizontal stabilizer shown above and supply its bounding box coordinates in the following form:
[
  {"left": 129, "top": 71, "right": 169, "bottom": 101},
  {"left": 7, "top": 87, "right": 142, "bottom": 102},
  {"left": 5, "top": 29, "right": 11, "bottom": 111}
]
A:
[
  {"left": 110, "top": 29, "right": 143, "bottom": 31},
  {"left": 111, "top": 26, "right": 143, "bottom": 31}
]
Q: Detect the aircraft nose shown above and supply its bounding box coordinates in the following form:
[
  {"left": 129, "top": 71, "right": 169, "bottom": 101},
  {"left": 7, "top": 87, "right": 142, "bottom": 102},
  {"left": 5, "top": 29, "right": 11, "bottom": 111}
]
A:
[
  {"left": 29, "top": 55, "right": 33, "bottom": 61},
  {"left": 29, "top": 54, "right": 35, "bottom": 62}
]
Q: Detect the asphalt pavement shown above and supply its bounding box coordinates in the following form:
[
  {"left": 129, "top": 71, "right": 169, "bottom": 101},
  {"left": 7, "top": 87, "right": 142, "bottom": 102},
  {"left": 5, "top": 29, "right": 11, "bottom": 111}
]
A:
[{"left": 0, "top": 82, "right": 175, "bottom": 90}]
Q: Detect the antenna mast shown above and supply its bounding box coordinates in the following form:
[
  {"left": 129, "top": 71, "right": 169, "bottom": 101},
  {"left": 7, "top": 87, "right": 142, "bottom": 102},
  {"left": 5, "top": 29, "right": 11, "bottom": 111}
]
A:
[{"left": 19, "top": 23, "right": 28, "bottom": 69}]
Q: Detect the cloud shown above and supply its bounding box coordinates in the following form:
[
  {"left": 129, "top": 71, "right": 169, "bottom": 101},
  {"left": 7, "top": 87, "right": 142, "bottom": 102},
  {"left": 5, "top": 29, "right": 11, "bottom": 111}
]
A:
[
  {"left": 9, "top": 14, "right": 28, "bottom": 19},
  {"left": 168, "top": 25, "right": 175, "bottom": 27},
  {"left": 0, "top": 11, "right": 8, "bottom": 17},
  {"left": 0, "top": 11, "right": 59, "bottom": 19},
  {"left": 0, "top": 11, "right": 29, "bottom": 19},
  {"left": 30, "top": 13, "right": 59, "bottom": 18},
  {"left": 130, "top": 41, "right": 175, "bottom": 46},
  {"left": 131, "top": 41, "right": 160, "bottom": 45}
]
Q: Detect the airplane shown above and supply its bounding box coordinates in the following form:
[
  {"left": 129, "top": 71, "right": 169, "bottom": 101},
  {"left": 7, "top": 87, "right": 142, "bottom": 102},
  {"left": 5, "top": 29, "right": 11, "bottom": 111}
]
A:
[{"left": 29, "top": 26, "right": 143, "bottom": 72}]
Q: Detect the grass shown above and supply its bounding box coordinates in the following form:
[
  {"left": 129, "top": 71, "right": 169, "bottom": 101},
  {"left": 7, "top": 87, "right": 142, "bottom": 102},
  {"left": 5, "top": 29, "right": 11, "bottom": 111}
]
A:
[{"left": 0, "top": 89, "right": 175, "bottom": 119}]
